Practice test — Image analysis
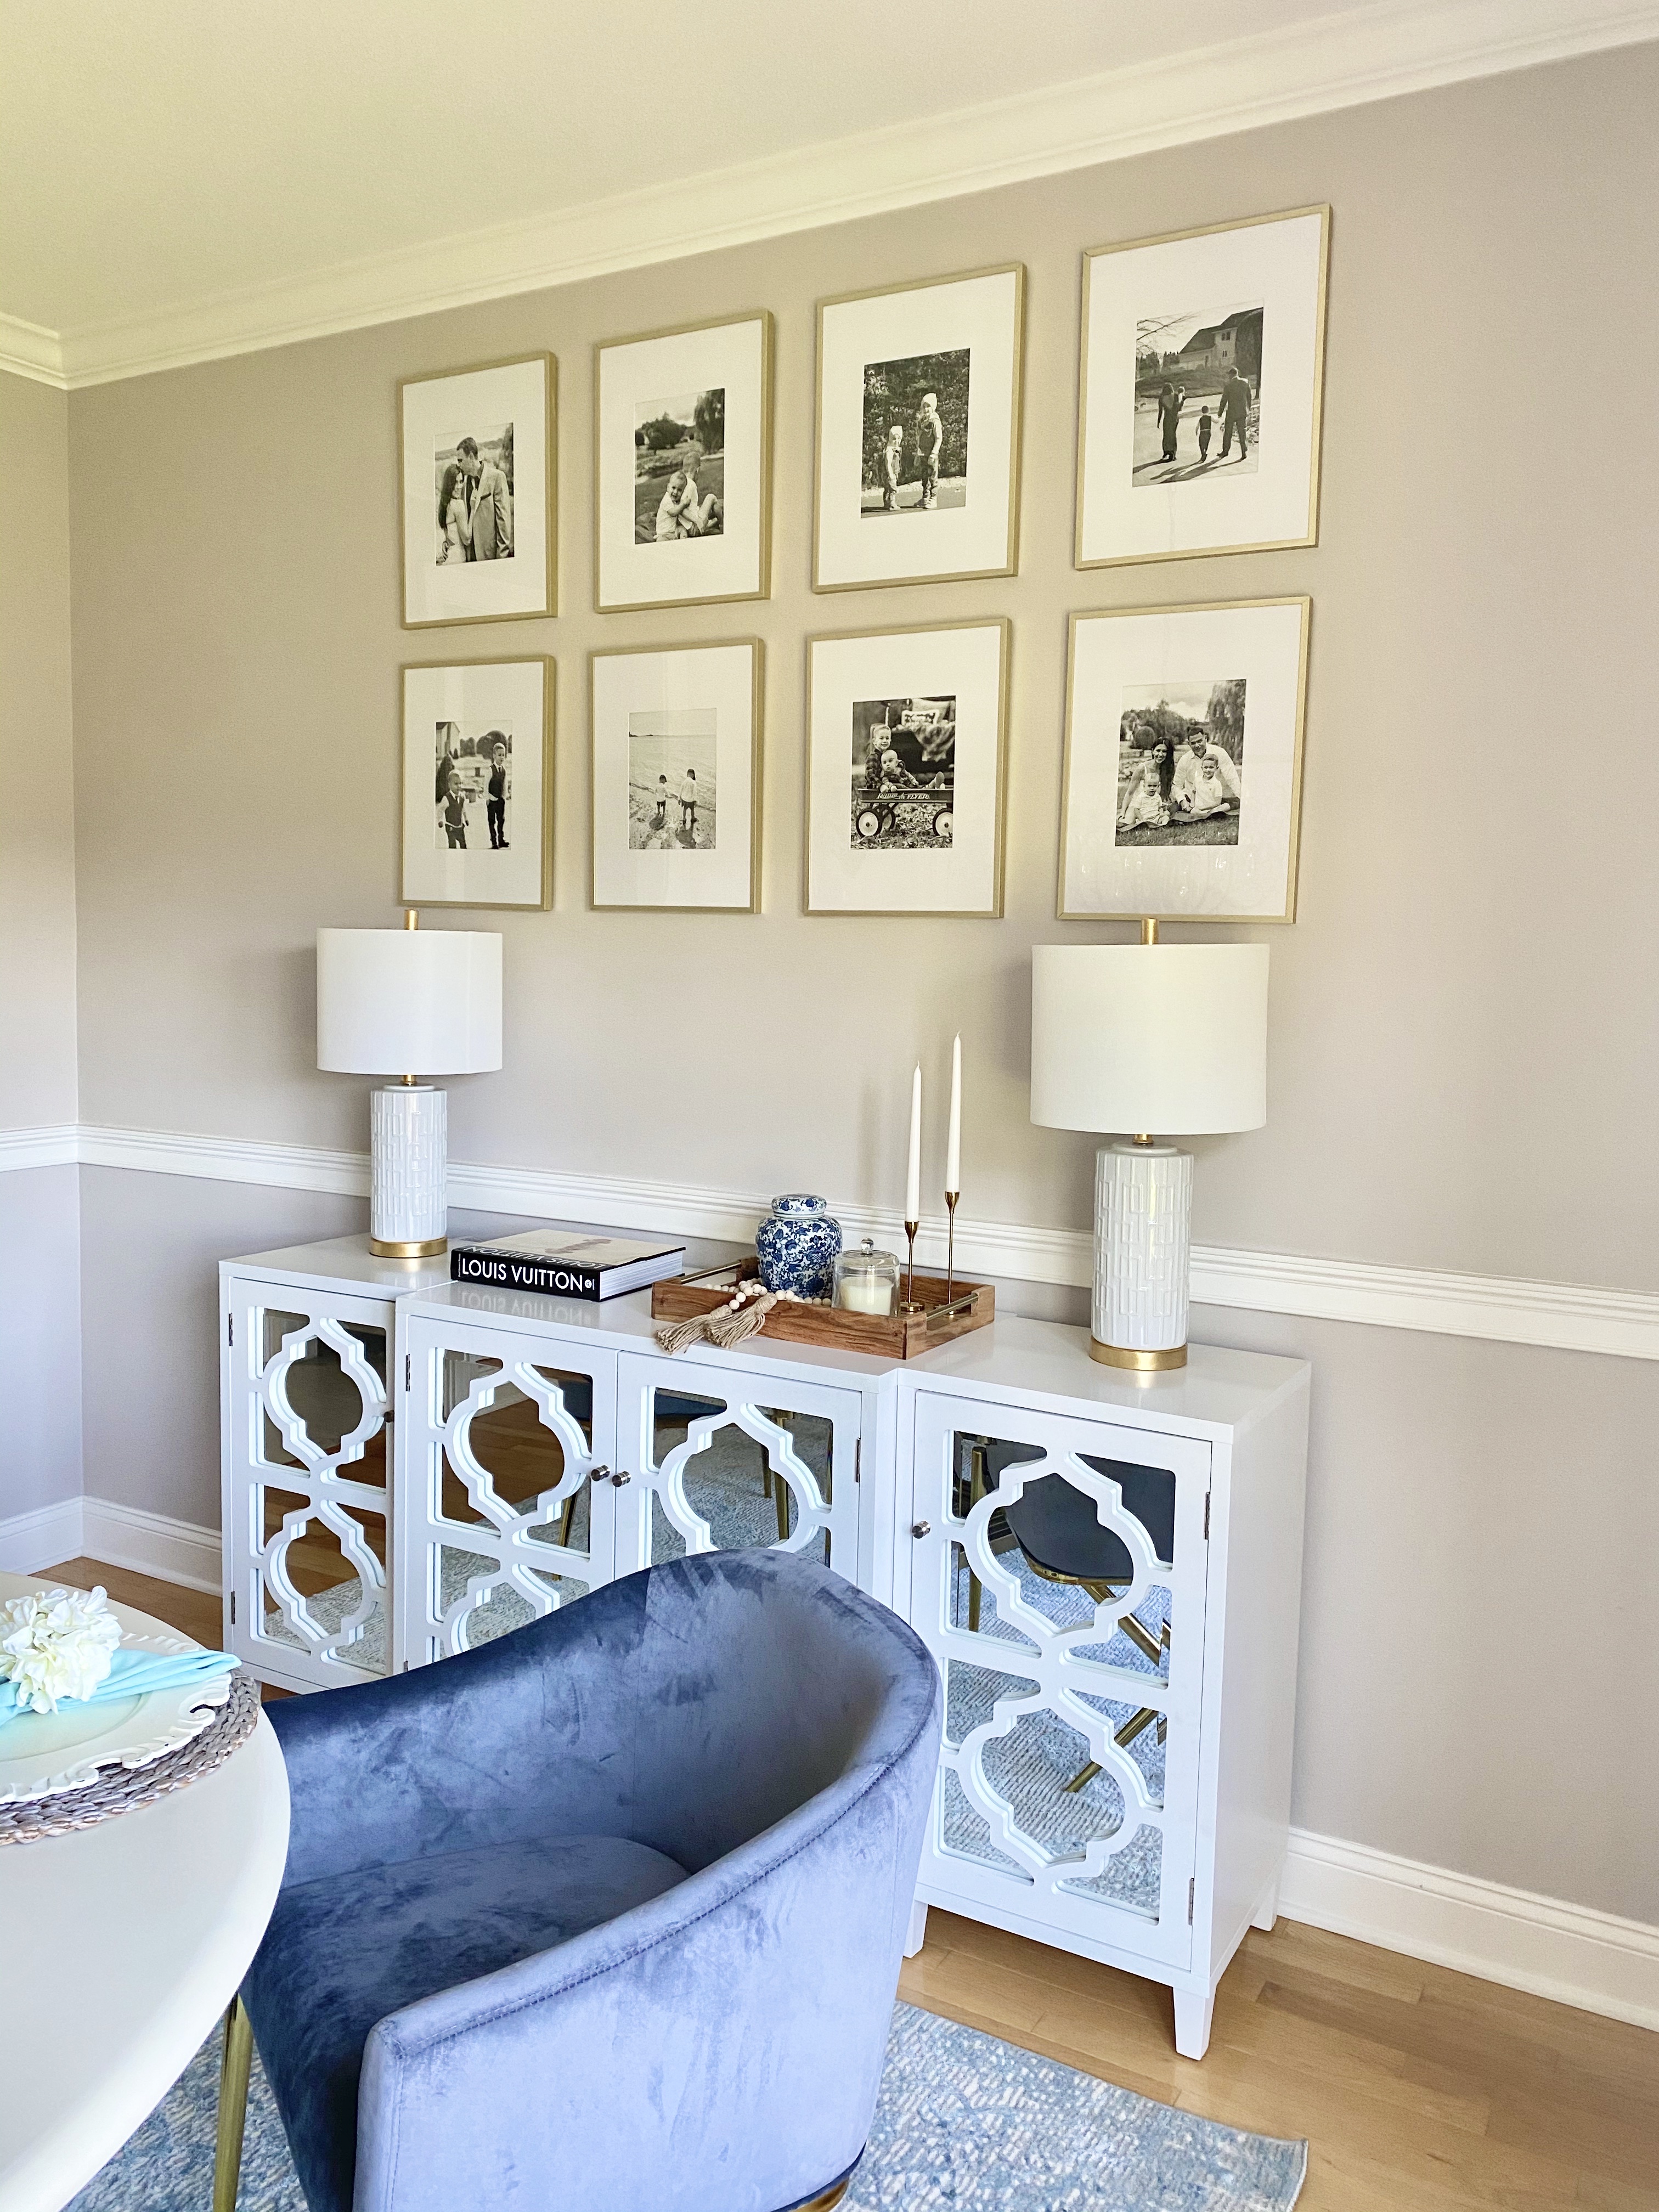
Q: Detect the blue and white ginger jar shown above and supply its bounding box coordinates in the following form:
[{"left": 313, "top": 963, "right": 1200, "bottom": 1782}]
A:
[{"left": 755, "top": 1194, "right": 843, "bottom": 1299}]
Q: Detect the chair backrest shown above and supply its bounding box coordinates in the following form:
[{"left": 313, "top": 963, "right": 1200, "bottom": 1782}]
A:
[{"left": 615, "top": 1549, "right": 939, "bottom": 1872}]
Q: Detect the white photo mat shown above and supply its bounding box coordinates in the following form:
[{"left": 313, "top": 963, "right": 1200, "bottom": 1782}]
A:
[
  {"left": 590, "top": 641, "right": 761, "bottom": 911},
  {"left": 814, "top": 267, "right": 1024, "bottom": 591},
  {"left": 1076, "top": 208, "right": 1328, "bottom": 568},
  {"left": 806, "top": 621, "right": 1009, "bottom": 916},
  {"left": 400, "top": 354, "right": 554, "bottom": 626},
  {"left": 402, "top": 659, "right": 551, "bottom": 910},
  {"left": 1060, "top": 599, "right": 1308, "bottom": 922},
  {"left": 595, "top": 314, "right": 771, "bottom": 611}
]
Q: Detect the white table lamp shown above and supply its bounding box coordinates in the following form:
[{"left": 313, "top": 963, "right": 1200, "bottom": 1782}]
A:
[
  {"left": 317, "top": 913, "right": 502, "bottom": 1257},
  {"left": 1031, "top": 929, "right": 1268, "bottom": 1370}
]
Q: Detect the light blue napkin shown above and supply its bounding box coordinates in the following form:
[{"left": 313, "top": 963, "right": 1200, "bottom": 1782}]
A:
[{"left": 0, "top": 1645, "right": 239, "bottom": 1730}]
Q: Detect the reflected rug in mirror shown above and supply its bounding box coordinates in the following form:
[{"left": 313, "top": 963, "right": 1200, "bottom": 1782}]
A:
[{"left": 70, "top": 1999, "right": 1306, "bottom": 2210}]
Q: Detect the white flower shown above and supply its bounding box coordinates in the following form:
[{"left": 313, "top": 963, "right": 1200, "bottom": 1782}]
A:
[{"left": 0, "top": 1585, "right": 123, "bottom": 1716}]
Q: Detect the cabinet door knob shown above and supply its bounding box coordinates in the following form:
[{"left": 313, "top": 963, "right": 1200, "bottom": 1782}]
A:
[
  {"left": 589, "top": 1465, "right": 611, "bottom": 1484},
  {"left": 612, "top": 1470, "right": 632, "bottom": 1487},
  {"left": 911, "top": 1520, "right": 930, "bottom": 1539}
]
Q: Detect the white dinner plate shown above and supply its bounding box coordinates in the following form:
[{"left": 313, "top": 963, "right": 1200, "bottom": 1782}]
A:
[{"left": 0, "top": 1577, "right": 232, "bottom": 1806}]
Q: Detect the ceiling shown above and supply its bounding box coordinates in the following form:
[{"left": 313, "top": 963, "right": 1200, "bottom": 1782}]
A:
[{"left": 4, "top": 0, "right": 1656, "bottom": 384}]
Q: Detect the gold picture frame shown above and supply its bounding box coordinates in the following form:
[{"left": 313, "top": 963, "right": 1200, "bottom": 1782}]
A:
[
  {"left": 592, "top": 311, "right": 774, "bottom": 613},
  {"left": 588, "top": 637, "right": 764, "bottom": 913},
  {"left": 803, "top": 616, "right": 1011, "bottom": 918},
  {"left": 1057, "top": 596, "right": 1310, "bottom": 924},
  {"left": 1075, "top": 206, "right": 1330, "bottom": 571},
  {"left": 398, "top": 351, "right": 557, "bottom": 628},
  {"left": 400, "top": 656, "right": 554, "bottom": 911},
  {"left": 812, "top": 263, "right": 1026, "bottom": 594}
]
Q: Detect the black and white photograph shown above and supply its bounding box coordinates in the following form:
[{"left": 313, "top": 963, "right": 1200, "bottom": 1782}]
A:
[
  {"left": 628, "top": 710, "right": 718, "bottom": 850},
  {"left": 403, "top": 658, "right": 552, "bottom": 910},
  {"left": 850, "top": 696, "right": 955, "bottom": 849},
  {"left": 815, "top": 267, "right": 1024, "bottom": 592},
  {"left": 595, "top": 317, "right": 771, "bottom": 612},
  {"left": 1114, "top": 679, "right": 1245, "bottom": 847},
  {"left": 1076, "top": 208, "right": 1328, "bottom": 570},
  {"left": 1060, "top": 600, "right": 1308, "bottom": 922},
  {"left": 806, "top": 621, "right": 1008, "bottom": 916},
  {"left": 590, "top": 641, "right": 760, "bottom": 910},
  {"left": 434, "top": 719, "right": 515, "bottom": 853},
  {"left": 860, "top": 352, "right": 968, "bottom": 517},
  {"left": 1132, "top": 311, "right": 1261, "bottom": 486},
  {"left": 400, "top": 354, "right": 554, "bottom": 627},
  {"left": 634, "top": 391, "right": 725, "bottom": 544},
  {"left": 433, "top": 421, "right": 515, "bottom": 563}
]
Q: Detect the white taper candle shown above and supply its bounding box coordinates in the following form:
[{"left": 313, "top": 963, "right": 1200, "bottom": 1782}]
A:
[
  {"left": 906, "top": 1064, "right": 922, "bottom": 1221},
  {"left": 946, "top": 1034, "right": 962, "bottom": 1194}
]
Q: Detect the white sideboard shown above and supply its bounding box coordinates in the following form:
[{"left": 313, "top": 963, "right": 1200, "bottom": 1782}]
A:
[{"left": 220, "top": 1233, "right": 1310, "bottom": 2058}]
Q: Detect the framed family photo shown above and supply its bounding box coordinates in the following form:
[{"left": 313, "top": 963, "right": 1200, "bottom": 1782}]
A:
[
  {"left": 401, "top": 658, "right": 553, "bottom": 910},
  {"left": 805, "top": 619, "right": 1009, "bottom": 917},
  {"left": 1075, "top": 207, "right": 1329, "bottom": 569},
  {"left": 814, "top": 265, "right": 1024, "bottom": 592},
  {"left": 594, "top": 312, "right": 773, "bottom": 612},
  {"left": 1058, "top": 597, "right": 1309, "bottom": 923},
  {"left": 400, "top": 353, "right": 556, "bottom": 627},
  {"left": 589, "top": 639, "right": 762, "bottom": 912}
]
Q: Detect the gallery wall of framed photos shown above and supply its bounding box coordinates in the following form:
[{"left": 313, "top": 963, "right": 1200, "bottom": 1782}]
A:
[{"left": 388, "top": 206, "right": 1328, "bottom": 932}]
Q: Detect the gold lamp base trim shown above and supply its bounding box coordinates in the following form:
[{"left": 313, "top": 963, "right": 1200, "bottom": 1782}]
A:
[
  {"left": 1089, "top": 1338, "right": 1188, "bottom": 1372},
  {"left": 368, "top": 1235, "right": 448, "bottom": 1259}
]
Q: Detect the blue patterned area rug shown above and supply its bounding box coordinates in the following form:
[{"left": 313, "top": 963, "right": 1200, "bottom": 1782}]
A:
[{"left": 71, "top": 1999, "right": 1305, "bottom": 2211}]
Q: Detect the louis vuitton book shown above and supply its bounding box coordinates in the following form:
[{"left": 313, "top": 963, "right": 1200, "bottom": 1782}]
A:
[{"left": 450, "top": 1229, "right": 686, "bottom": 1301}]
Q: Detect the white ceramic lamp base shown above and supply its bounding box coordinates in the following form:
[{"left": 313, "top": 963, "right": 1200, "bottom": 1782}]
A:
[
  {"left": 369, "top": 1084, "right": 448, "bottom": 1257},
  {"left": 1091, "top": 1141, "right": 1192, "bottom": 1370}
]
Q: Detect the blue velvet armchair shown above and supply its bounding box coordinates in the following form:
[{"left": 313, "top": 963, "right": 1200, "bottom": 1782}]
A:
[{"left": 217, "top": 1550, "right": 942, "bottom": 2212}]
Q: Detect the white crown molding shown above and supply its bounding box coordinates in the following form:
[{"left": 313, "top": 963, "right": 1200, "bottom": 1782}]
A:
[
  {"left": 43, "top": 1121, "right": 1659, "bottom": 1361},
  {"left": 0, "top": 316, "right": 68, "bottom": 390},
  {"left": 1281, "top": 1825, "right": 1659, "bottom": 2032},
  {"left": 24, "top": 0, "right": 1659, "bottom": 388}
]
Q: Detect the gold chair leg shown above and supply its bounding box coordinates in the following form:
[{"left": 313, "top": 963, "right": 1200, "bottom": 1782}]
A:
[
  {"left": 967, "top": 1573, "right": 981, "bottom": 1633},
  {"left": 213, "top": 1995, "right": 253, "bottom": 2212},
  {"left": 775, "top": 1472, "right": 790, "bottom": 1543},
  {"left": 1062, "top": 1759, "right": 1102, "bottom": 1795}
]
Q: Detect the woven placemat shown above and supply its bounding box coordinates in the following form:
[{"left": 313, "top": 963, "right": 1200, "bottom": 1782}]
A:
[{"left": 0, "top": 1668, "right": 262, "bottom": 1845}]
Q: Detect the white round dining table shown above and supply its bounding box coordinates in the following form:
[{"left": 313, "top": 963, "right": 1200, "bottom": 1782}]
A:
[{"left": 0, "top": 1571, "right": 290, "bottom": 2212}]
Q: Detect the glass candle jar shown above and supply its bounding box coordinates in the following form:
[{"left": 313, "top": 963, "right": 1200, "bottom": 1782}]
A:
[{"left": 833, "top": 1238, "right": 900, "bottom": 1317}]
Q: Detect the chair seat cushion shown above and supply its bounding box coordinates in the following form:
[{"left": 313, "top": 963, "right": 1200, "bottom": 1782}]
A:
[{"left": 245, "top": 1832, "right": 690, "bottom": 2212}]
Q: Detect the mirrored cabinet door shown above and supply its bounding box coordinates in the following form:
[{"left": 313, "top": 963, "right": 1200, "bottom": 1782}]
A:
[
  {"left": 223, "top": 1280, "right": 396, "bottom": 1690},
  {"left": 398, "top": 1314, "right": 620, "bottom": 1667},
  {"left": 907, "top": 1390, "right": 1211, "bottom": 1970},
  {"left": 614, "top": 1352, "right": 864, "bottom": 1582}
]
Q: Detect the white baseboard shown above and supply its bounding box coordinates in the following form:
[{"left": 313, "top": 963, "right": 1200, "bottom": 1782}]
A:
[
  {"left": 1282, "top": 1826, "right": 1659, "bottom": 2033},
  {"left": 78, "top": 1497, "right": 222, "bottom": 1596},
  {"left": 0, "top": 1496, "right": 85, "bottom": 1575}
]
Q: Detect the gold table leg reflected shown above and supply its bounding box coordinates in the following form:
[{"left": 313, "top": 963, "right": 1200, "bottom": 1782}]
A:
[{"left": 213, "top": 1994, "right": 253, "bottom": 2212}]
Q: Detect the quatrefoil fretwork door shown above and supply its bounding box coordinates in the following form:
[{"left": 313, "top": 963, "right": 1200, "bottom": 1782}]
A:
[
  {"left": 614, "top": 1353, "right": 862, "bottom": 1581},
  {"left": 224, "top": 1287, "right": 396, "bottom": 1690},
  {"left": 906, "top": 1392, "right": 1210, "bottom": 1971},
  {"left": 400, "top": 1316, "right": 620, "bottom": 1667}
]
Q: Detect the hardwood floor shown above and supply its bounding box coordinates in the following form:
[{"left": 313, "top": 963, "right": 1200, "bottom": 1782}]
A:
[{"left": 42, "top": 1556, "right": 1658, "bottom": 2208}]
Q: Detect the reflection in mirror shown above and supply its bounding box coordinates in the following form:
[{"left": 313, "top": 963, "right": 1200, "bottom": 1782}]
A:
[
  {"left": 1060, "top": 1824, "right": 1163, "bottom": 1918},
  {"left": 437, "top": 1545, "right": 589, "bottom": 1651},
  {"left": 941, "top": 1768, "right": 1025, "bottom": 1878},
  {"left": 260, "top": 1319, "right": 387, "bottom": 1476},
  {"left": 260, "top": 1494, "right": 386, "bottom": 1675},
  {"left": 944, "top": 1656, "right": 1039, "bottom": 1748},
  {"left": 650, "top": 1396, "right": 831, "bottom": 1559}
]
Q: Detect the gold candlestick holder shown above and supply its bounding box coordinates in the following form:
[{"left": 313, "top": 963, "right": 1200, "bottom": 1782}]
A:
[
  {"left": 944, "top": 1190, "right": 960, "bottom": 1300},
  {"left": 901, "top": 1218, "right": 922, "bottom": 1313}
]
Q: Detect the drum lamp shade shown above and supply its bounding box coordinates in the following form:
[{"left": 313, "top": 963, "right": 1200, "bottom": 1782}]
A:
[
  {"left": 317, "top": 928, "right": 502, "bottom": 1077},
  {"left": 1030, "top": 943, "right": 1268, "bottom": 1136}
]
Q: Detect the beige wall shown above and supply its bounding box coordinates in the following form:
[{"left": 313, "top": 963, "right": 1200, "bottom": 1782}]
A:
[
  {"left": 65, "top": 49, "right": 1659, "bottom": 1291},
  {"left": 0, "top": 370, "right": 82, "bottom": 1517},
  {"left": 43, "top": 47, "right": 1659, "bottom": 1920},
  {"left": 1, "top": 371, "right": 77, "bottom": 1126}
]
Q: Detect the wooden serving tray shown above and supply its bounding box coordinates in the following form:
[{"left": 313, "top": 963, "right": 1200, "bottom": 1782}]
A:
[{"left": 651, "top": 1258, "right": 994, "bottom": 1360}]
